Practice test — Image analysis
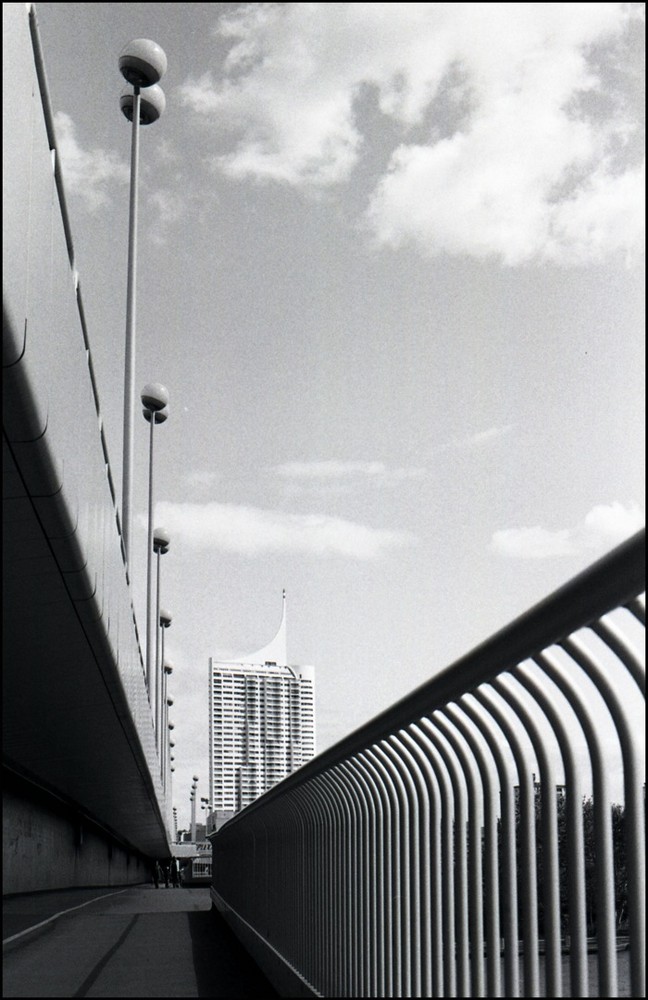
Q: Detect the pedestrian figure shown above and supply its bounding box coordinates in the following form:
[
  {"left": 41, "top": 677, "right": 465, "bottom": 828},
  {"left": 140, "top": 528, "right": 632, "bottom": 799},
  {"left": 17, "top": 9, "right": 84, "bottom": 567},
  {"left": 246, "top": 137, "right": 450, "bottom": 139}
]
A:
[
  {"left": 163, "top": 862, "right": 170, "bottom": 888},
  {"left": 153, "top": 861, "right": 161, "bottom": 888},
  {"left": 171, "top": 857, "right": 180, "bottom": 888}
]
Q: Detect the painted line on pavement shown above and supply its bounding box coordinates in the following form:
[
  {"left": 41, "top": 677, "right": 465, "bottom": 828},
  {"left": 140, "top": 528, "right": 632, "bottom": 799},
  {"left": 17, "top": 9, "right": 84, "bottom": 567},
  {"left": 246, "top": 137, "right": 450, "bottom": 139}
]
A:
[{"left": 3, "top": 888, "right": 131, "bottom": 949}]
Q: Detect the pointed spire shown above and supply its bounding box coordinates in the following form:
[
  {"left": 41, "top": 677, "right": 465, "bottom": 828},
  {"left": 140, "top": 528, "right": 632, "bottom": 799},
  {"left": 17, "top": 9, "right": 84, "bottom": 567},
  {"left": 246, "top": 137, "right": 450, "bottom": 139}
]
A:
[{"left": 230, "top": 592, "right": 287, "bottom": 665}]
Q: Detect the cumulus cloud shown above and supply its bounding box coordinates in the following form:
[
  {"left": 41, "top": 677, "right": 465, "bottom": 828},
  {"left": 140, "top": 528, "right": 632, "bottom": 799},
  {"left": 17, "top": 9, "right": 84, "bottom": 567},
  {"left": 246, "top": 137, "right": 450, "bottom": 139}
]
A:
[
  {"left": 53, "top": 112, "right": 129, "bottom": 211},
  {"left": 491, "top": 502, "right": 644, "bottom": 558},
  {"left": 179, "top": 2, "right": 643, "bottom": 264},
  {"left": 154, "top": 500, "right": 415, "bottom": 559}
]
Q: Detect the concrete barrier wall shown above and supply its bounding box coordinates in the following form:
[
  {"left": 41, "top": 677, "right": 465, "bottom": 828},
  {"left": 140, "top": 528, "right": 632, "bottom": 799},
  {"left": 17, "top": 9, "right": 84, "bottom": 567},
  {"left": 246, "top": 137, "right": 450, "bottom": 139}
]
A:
[
  {"left": 3, "top": 776, "right": 150, "bottom": 895},
  {"left": 3, "top": 3, "right": 171, "bottom": 886}
]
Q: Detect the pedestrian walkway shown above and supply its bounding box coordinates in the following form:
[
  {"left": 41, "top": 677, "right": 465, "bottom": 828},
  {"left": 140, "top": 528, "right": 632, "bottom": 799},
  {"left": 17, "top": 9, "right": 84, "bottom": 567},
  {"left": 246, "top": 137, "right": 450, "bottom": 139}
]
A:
[{"left": 3, "top": 885, "right": 280, "bottom": 997}]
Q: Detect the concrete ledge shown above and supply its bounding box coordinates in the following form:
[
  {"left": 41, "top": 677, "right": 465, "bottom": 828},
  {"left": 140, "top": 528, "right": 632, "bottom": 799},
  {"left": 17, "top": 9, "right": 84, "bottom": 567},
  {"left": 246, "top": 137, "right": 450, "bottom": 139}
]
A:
[{"left": 211, "top": 887, "right": 321, "bottom": 998}]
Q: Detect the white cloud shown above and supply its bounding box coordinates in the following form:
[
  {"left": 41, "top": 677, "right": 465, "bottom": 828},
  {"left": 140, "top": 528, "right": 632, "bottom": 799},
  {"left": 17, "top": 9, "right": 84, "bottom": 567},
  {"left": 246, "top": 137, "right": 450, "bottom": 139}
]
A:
[
  {"left": 183, "top": 470, "right": 221, "bottom": 488},
  {"left": 437, "top": 425, "right": 514, "bottom": 453},
  {"left": 148, "top": 188, "right": 186, "bottom": 246},
  {"left": 274, "top": 460, "right": 427, "bottom": 481},
  {"left": 491, "top": 502, "right": 644, "bottom": 559},
  {"left": 153, "top": 500, "right": 415, "bottom": 559},
  {"left": 53, "top": 112, "right": 129, "bottom": 211},
  {"left": 179, "top": 3, "right": 643, "bottom": 264}
]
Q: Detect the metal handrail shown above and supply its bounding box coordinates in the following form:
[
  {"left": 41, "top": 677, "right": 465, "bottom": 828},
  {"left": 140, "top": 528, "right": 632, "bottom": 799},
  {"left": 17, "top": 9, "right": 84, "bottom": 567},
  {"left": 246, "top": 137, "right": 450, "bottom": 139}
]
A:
[
  {"left": 212, "top": 530, "right": 645, "bottom": 997},
  {"left": 220, "top": 530, "right": 644, "bottom": 822}
]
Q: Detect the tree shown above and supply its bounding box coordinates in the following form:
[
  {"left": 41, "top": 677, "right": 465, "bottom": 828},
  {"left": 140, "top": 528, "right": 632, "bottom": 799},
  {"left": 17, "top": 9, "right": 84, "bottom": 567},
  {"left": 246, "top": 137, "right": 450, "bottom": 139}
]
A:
[{"left": 498, "top": 787, "right": 628, "bottom": 938}]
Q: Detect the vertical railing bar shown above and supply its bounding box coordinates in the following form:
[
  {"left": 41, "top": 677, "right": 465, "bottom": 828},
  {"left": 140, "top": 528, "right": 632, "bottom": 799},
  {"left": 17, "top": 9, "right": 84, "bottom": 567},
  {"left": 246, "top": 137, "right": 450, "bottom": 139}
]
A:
[
  {"left": 360, "top": 749, "right": 396, "bottom": 999},
  {"left": 388, "top": 732, "right": 435, "bottom": 999},
  {"left": 494, "top": 674, "right": 563, "bottom": 998},
  {"left": 444, "top": 703, "right": 502, "bottom": 998},
  {"left": 293, "top": 793, "right": 311, "bottom": 977},
  {"left": 474, "top": 685, "right": 541, "bottom": 998},
  {"left": 351, "top": 756, "right": 385, "bottom": 997},
  {"left": 335, "top": 768, "right": 360, "bottom": 998},
  {"left": 311, "top": 774, "right": 338, "bottom": 997},
  {"left": 400, "top": 728, "right": 445, "bottom": 998},
  {"left": 461, "top": 695, "right": 521, "bottom": 997},
  {"left": 292, "top": 786, "right": 316, "bottom": 988},
  {"left": 562, "top": 632, "right": 646, "bottom": 999},
  {"left": 419, "top": 717, "right": 471, "bottom": 997},
  {"left": 590, "top": 617, "right": 645, "bottom": 693},
  {"left": 356, "top": 751, "right": 395, "bottom": 997},
  {"left": 533, "top": 648, "right": 618, "bottom": 997},
  {"left": 434, "top": 710, "right": 487, "bottom": 997},
  {"left": 366, "top": 746, "right": 407, "bottom": 999},
  {"left": 319, "top": 772, "right": 349, "bottom": 997},
  {"left": 342, "top": 761, "right": 375, "bottom": 997},
  {"left": 410, "top": 722, "right": 457, "bottom": 998},
  {"left": 383, "top": 736, "right": 423, "bottom": 998},
  {"left": 335, "top": 765, "right": 364, "bottom": 997},
  {"left": 310, "top": 785, "right": 331, "bottom": 995}
]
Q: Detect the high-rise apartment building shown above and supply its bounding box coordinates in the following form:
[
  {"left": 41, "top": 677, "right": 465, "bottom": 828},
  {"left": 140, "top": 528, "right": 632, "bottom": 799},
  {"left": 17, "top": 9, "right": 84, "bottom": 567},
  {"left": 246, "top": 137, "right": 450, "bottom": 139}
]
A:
[{"left": 209, "top": 593, "right": 315, "bottom": 823}]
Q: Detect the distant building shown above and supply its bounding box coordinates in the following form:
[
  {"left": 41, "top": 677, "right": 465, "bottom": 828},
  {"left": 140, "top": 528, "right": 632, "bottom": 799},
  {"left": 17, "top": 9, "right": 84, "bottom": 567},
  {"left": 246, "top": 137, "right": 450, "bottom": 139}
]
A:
[{"left": 209, "top": 593, "right": 315, "bottom": 818}]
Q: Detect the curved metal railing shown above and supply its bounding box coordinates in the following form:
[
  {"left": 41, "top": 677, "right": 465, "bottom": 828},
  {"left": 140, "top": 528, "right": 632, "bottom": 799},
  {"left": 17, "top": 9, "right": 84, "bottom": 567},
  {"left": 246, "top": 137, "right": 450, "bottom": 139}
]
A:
[{"left": 211, "top": 531, "right": 645, "bottom": 997}]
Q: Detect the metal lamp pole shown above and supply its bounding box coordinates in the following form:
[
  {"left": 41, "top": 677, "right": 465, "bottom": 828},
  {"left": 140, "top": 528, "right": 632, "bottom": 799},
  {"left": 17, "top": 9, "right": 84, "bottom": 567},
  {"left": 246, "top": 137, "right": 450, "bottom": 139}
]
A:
[
  {"left": 159, "top": 609, "right": 172, "bottom": 763},
  {"left": 191, "top": 777, "right": 199, "bottom": 842},
  {"left": 142, "top": 384, "right": 169, "bottom": 697},
  {"left": 162, "top": 663, "right": 173, "bottom": 785},
  {"left": 153, "top": 528, "right": 170, "bottom": 739},
  {"left": 118, "top": 39, "right": 167, "bottom": 567}
]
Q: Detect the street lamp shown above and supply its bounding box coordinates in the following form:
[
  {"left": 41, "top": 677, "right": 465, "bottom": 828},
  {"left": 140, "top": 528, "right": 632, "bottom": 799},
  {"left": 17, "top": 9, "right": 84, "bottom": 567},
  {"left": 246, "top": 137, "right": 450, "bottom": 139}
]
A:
[
  {"left": 158, "top": 609, "right": 172, "bottom": 762},
  {"left": 167, "top": 719, "right": 174, "bottom": 795},
  {"left": 162, "top": 660, "right": 173, "bottom": 787},
  {"left": 119, "top": 38, "right": 167, "bottom": 568},
  {"left": 153, "top": 527, "right": 170, "bottom": 742},
  {"left": 191, "top": 776, "right": 199, "bottom": 842},
  {"left": 165, "top": 696, "right": 174, "bottom": 791},
  {"left": 142, "top": 384, "right": 168, "bottom": 698}
]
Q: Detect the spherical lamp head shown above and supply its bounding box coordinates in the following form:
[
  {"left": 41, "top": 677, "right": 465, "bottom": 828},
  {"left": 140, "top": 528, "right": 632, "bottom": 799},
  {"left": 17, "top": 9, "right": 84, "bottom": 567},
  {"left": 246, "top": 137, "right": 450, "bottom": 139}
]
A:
[
  {"left": 141, "top": 383, "right": 169, "bottom": 411},
  {"left": 119, "top": 39, "right": 167, "bottom": 88},
  {"left": 154, "top": 527, "right": 171, "bottom": 553},
  {"left": 159, "top": 608, "right": 172, "bottom": 628},
  {"left": 193, "top": 775, "right": 199, "bottom": 782},
  {"left": 143, "top": 405, "right": 169, "bottom": 425},
  {"left": 120, "top": 84, "right": 166, "bottom": 125}
]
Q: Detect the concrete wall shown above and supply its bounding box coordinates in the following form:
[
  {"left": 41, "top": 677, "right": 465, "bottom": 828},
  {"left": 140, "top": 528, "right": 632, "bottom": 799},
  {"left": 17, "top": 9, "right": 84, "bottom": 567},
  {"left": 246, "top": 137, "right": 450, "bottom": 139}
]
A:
[
  {"left": 3, "top": 2, "right": 172, "bottom": 887},
  {"left": 3, "top": 772, "right": 150, "bottom": 895}
]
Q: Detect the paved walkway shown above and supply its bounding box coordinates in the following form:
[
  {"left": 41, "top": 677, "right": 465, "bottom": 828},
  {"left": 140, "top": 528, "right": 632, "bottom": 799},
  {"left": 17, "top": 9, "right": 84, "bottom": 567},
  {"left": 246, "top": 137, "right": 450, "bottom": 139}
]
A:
[{"left": 3, "top": 885, "right": 280, "bottom": 997}]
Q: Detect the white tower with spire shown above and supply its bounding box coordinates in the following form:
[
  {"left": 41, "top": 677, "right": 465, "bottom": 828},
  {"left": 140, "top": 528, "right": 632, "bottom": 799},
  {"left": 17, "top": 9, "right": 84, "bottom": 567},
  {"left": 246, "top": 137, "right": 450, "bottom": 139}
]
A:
[{"left": 209, "top": 593, "right": 315, "bottom": 825}]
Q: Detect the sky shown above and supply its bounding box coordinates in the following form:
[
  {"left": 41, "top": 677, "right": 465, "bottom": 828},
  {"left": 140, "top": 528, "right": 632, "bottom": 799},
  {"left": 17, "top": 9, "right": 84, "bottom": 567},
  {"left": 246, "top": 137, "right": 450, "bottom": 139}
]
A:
[{"left": 31, "top": 2, "right": 644, "bottom": 832}]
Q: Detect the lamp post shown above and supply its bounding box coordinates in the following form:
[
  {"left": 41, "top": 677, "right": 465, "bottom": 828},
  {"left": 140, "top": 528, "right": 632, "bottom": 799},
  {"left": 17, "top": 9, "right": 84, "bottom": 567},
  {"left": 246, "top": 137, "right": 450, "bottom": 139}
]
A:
[
  {"left": 153, "top": 527, "right": 170, "bottom": 741},
  {"left": 167, "top": 719, "right": 174, "bottom": 799},
  {"left": 200, "top": 796, "right": 212, "bottom": 835},
  {"left": 162, "top": 659, "right": 173, "bottom": 784},
  {"left": 165, "top": 696, "right": 173, "bottom": 791},
  {"left": 158, "top": 610, "right": 172, "bottom": 762},
  {"left": 119, "top": 39, "right": 167, "bottom": 567},
  {"left": 191, "top": 776, "right": 199, "bottom": 843},
  {"left": 142, "top": 385, "right": 168, "bottom": 699}
]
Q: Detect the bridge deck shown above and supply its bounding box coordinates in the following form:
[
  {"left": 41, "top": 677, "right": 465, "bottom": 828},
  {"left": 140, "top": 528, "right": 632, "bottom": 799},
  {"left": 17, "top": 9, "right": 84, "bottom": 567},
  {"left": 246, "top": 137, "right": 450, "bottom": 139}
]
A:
[{"left": 3, "top": 886, "right": 278, "bottom": 998}]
